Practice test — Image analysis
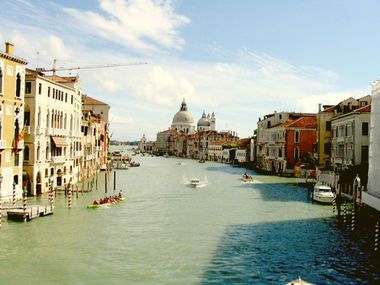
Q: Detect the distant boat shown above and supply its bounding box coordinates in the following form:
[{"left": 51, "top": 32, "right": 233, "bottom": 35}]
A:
[
  {"left": 286, "top": 277, "right": 315, "bottom": 285},
  {"left": 130, "top": 161, "right": 140, "bottom": 167},
  {"left": 176, "top": 162, "right": 185, "bottom": 165},
  {"left": 241, "top": 174, "right": 254, "bottom": 183},
  {"left": 190, "top": 178, "right": 201, "bottom": 187},
  {"left": 198, "top": 159, "right": 205, "bottom": 163}
]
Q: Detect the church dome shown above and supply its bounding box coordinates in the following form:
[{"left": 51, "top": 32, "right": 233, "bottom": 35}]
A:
[
  {"left": 172, "top": 111, "right": 194, "bottom": 125},
  {"left": 171, "top": 99, "right": 195, "bottom": 132},
  {"left": 197, "top": 111, "right": 210, "bottom": 127}
]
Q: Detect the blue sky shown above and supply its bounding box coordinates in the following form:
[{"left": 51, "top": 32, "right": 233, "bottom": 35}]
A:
[{"left": 0, "top": 0, "right": 378, "bottom": 140}]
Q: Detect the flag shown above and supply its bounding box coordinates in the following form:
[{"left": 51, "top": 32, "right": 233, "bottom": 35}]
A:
[{"left": 15, "top": 125, "right": 26, "bottom": 153}]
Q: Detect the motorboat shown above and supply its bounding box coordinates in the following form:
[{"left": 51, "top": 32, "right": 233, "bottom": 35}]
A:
[
  {"left": 130, "top": 161, "right": 140, "bottom": 167},
  {"left": 198, "top": 159, "right": 205, "bottom": 163},
  {"left": 176, "top": 161, "right": 185, "bottom": 165},
  {"left": 286, "top": 277, "right": 315, "bottom": 285},
  {"left": 241, "top": 174, "right": 254, "bottom": 183},
  {"left": 312, "top": 183, "right": 334, "bottom": 204},
  {"left": 190, "top": 178, "right": 201, "bottom": 187}
]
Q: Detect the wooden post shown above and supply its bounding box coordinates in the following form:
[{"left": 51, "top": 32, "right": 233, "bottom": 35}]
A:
[
  {"left": 114, "top": 171, "right": 116, "bottom": 191},
  {"left": 351, "top": 203, "right": 355, "bottom": 231},
  {"left": 374, "top": 220, "right": 379, "bottom": 252},
  {"left": 105, "top": 171, "right": 108, "bottom": 194},
  {"left": 68, "top": 185, "right": 72, "bottom": 209},
  {"left": 12, "top": 183, "right": 16, "bottom": 207},
  {"left": 96, "top": 174, "right": 98, "bottom": 190},
  {"left": 76, "top": 185, "right": 79, "bottom": 199},
  {"left": 343, "top": 201, "right": 347, "bottom": 225},
  {"left": 332, "top": 194, "right": 336, "bottom": 214},
  {"left": 337, "top": 184, "right": 341, "bottom": 218},
  {"left": 23, "top": 190, "right": 27, "bottom": 222}
]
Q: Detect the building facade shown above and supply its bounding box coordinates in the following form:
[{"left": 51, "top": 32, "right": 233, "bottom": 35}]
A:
[
  {"left": 23, "top": 70, "right": 82, "bottom": 195},
  {"left": 0, "top": 43, "right": 27, "bottom": 200}
]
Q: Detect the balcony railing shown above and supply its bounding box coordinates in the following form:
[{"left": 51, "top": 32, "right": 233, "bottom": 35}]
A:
[
  {"left": 52, "top": 156, "right": 66, "bottom": 163},
  {"left": 46, "top": 128, "right": 70, "bottom": 136}
]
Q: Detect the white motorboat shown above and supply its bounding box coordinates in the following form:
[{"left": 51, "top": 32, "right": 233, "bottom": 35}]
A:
[
  {"left": 176, "top": 162, "right": 185, "bottom": 165},
  {"left": 312, "top": 183, "right": 334, "bottom": 204},
  {"left": 286, "top": 277, "right": 315, "bottom": 285},
  {"left": 190, "top": 178, "right": 201, "bottom": 187}
]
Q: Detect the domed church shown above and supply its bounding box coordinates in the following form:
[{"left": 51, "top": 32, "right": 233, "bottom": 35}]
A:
[
  {"left": 197, "top": 111, "right": 216, "bottom": 132},
  {"left": 170, "top": 99, "right": 216, "bottom": 133},
  {"left": 171, "top": 99, "right": 196, "bottom": 133}
]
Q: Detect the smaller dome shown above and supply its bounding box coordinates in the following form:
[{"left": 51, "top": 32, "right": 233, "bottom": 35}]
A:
[{"left": 197, "top": 111, "right": 211, "bottom": 127}]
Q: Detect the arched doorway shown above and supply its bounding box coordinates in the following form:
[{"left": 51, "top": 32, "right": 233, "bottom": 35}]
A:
[{"left": 36, "top": 172, "right": 42, "bottom": 195}]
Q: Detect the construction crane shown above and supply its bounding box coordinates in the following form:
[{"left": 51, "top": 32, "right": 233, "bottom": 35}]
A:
[{"left": 36, "top": 59, "right": 147, "bottom": 75}]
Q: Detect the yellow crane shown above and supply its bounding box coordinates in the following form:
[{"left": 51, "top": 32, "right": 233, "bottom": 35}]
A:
[{"left": 36, "top": 59, "right": 147, "bottom": 75}]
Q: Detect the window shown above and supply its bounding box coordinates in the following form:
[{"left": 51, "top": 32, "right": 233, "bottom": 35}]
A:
[
  {"left": 24, "top": 111, "right": 30, "bottom": 126},
  {"left": 294, "top": 130, "right": 299, "bottom": 143},
  {"left": 46, "top": 146, "right": 49, "bottom": 160},
  {"left": 326, "top": 121, "right": 331, "bottom": 131},
  {"left": 362, "top": 122, "right": 369, "bottom": 136},
  {"left": 37, "top": 145, "right": 40, "bottom": 161},
  {"left": 324, "top": 143, "right": 331, "bottom": 155},
  {"left": 16, "top": 73, "right": 21, "bottom": 97},
  {"left": 48, "top": 86, "right": 50, "bottom": 97},
  {"left": 65, "top": 93, "right": 67, "bottom": 102},
  {"left": 38, "top": 83, "right": 42, "bottom": 94},
  {"left": 52, "top": 88, "right": 55, "bottom": 99},
  {"left": 14, "top": 153, "right": 19, "bottom": 166},
  {"left": 71, "top": 95, "right": 73, "bottom": 104},
  {"left": 24, "top": 146, "right": 30, "bottom": 161},
  {"left": 24, "top": 82, "right": 31, "bottom": 94}
]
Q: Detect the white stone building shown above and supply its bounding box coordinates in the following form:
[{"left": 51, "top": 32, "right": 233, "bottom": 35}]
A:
[
  {"left": 330, "top": 104, "right": 371, "bottom": 171},
  {"left": 23, "top": 70, "right": 82, "bottom": 195}
]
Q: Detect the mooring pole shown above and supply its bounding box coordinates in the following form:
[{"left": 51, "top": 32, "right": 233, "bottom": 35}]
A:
[
  {"left": 374, "top": 220, "right": 379, "bottom": 253},
  {"left": 114, "top": 171, "right": 116, "bottom": 191},
  {"left": 105, "top": 171, "right": 108, "bottom": 194},
  {"left": 68, "top": 184, "right": 72, "bottom": 209}
]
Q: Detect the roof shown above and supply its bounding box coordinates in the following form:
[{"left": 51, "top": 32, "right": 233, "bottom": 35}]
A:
[
  {"left": 0, "top": 51, "right": 28, "bottom": 65},
  {"left": 44, "top": 75, "right": 79, "bottom": 84},
  {"left": 83, "top": 95, "right": 108, "bottom": 106},
  {"left": 353, "top": 104, "right": 371, "bottom": 113},
  {"left": 287, "top": 116, "right": 317, "bottom": 128}
]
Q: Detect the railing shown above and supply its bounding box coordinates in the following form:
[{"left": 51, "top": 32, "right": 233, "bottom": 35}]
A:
[
  {"left": 52, "top": 156, "right": 66, "bottom": 163},
  {"left": 46, "top": 128, "right": 70, "bottom": 136}
]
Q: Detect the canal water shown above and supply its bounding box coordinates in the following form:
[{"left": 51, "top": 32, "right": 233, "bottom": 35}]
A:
[{"left": 0, "top": 150, "right": 379, "bottom": 284}]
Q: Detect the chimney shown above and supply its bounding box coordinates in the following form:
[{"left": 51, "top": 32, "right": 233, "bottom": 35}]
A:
[
  {"left": 5, "top": 42, "right": 14, "bottom": 55},
  {"left": 318, "top": 103, "right": 322, "bottom": 113}
]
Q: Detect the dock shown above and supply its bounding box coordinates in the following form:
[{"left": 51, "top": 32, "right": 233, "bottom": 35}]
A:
[{"left": 7, "top": 205, "right": 54, "bottom": 222}]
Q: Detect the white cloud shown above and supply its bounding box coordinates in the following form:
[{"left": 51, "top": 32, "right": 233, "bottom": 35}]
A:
[{"left": 64, "top": 0, "right": 190, "bottom": 52}]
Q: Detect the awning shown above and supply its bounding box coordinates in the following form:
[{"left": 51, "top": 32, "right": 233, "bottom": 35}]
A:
[{"left": 51, "top": 136, "right": 68, "bottom": 147}]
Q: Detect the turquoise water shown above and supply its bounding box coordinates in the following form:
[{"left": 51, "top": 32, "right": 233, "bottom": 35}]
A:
[{"left": 0, "top": 152, "right": 379, "bottom": 284}]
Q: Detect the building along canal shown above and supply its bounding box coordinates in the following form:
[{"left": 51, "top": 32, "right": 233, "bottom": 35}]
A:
[{"left": 0, "top": 151, "right": 379, "bottom": 284}]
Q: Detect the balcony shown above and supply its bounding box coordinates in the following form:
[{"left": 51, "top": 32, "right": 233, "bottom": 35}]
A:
[
  {"left": 52, "top": 156, "right": 66, "bottom": 163},
  {"left": 0, "top": 139, "right": 7, "bottom": 149},
  {"left": 46, "top": 128, "right": 70, "bottom": 137}
]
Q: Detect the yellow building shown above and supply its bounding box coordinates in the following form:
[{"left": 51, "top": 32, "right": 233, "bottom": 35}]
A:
[{"left": 0, "top": 43, "right": 28, "bottom": 200}]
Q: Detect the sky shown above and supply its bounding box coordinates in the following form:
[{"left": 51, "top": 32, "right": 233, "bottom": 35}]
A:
[{"left": 0, "top": 0, "right": 379, "bottom": 141}]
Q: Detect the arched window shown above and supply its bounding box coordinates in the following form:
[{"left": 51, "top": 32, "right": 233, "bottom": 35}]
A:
[
  {"left": 36, "top": 144, "right": 40, "bottom": 161},
  {"left": 46, "top": 109, "right": 50, "bottom": 128},
  {"left": 0, "top": 67, "right": 3, "bottom": 94},
  {"left": 16, "top": 73, "right": 21, "bottom": 97},
  {"left": 46, "top": 145, "right": 49, "bottom": 160},
  {"left": 51, "top": 109, "right": 54, "bottom": 128},
  {"left": 24, "top": 146, "right": 30, "bottom": 161},
  {"left": 37, "top": 107, "right": 41, "bottom": 127}
]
